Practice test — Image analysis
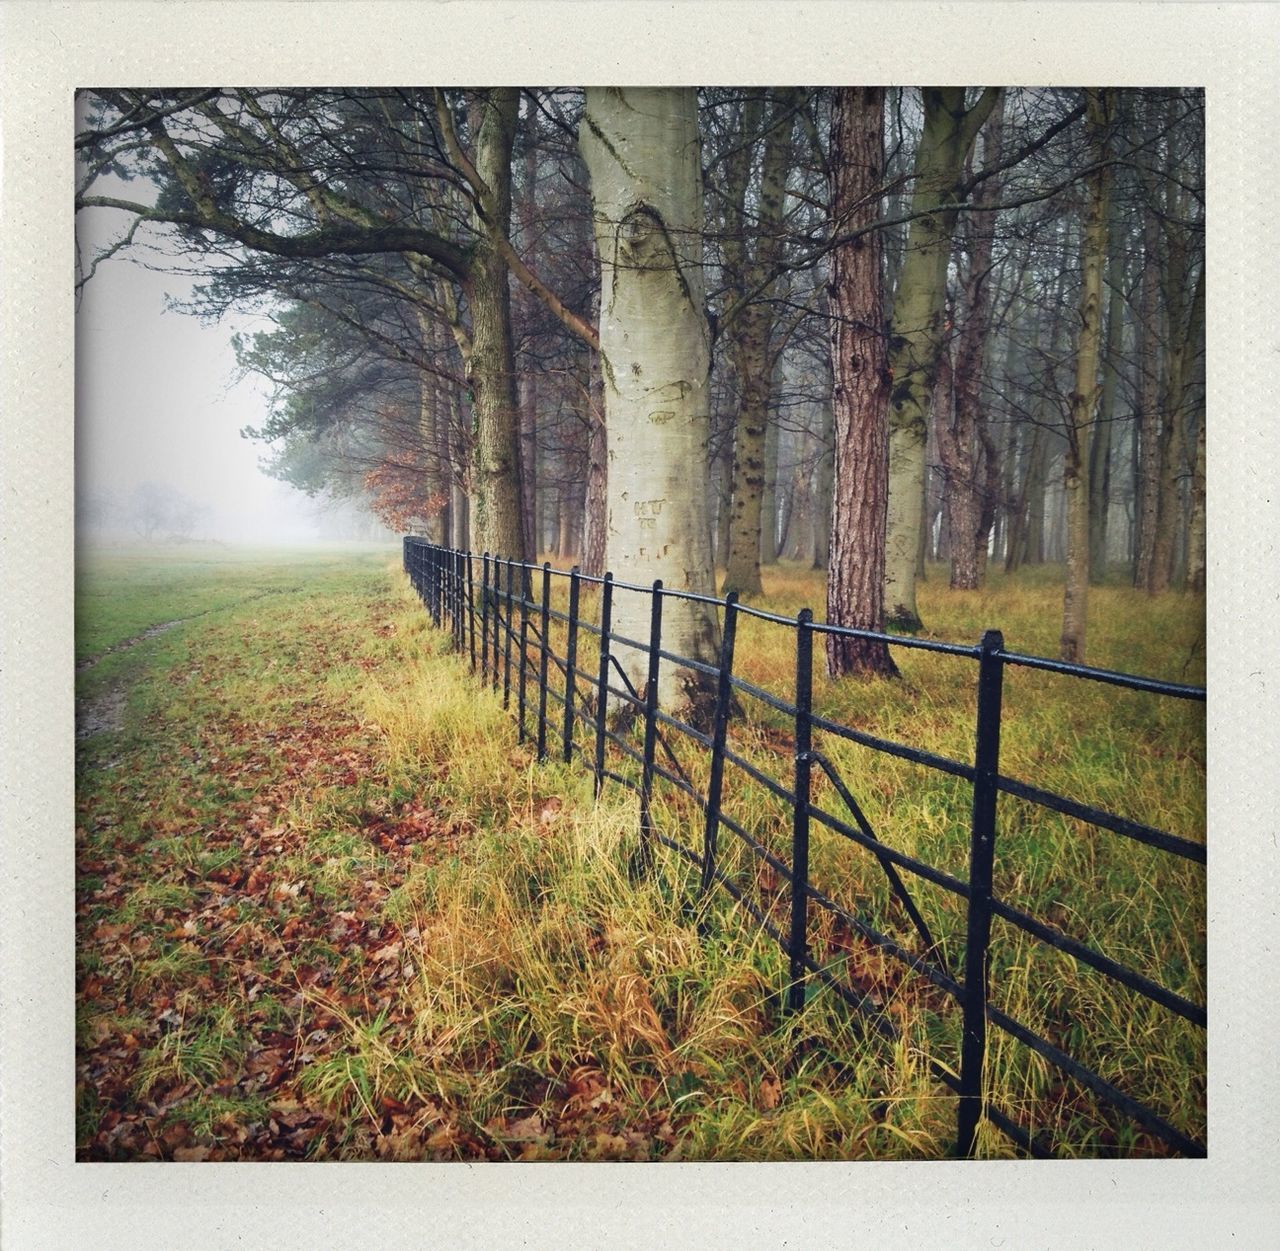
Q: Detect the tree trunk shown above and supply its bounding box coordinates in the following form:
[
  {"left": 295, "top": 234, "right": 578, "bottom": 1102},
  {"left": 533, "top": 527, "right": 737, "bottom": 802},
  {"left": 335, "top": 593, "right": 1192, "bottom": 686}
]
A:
[
  {"left": 996, "top": 413, "right": 1019, "bottom": 566},
  {"left": 1006, "top": 423, "right": 1041, "bottom": 574},
  {"left": 1185, "top": 277, "right": 1207, "bottom": 592},
  {"left": 580, "top": 87, "right": 721, "bottom": 721},
  {"left": 1006, "top": 270, "right": 1067, "bottom": 574},
  {"left": 519, "top": 369, "right": 538, "bottom": 561},
  {"left": 825, "top": 87, "right": 897, "bottom": 678},
  {"left": 415, "top": 309, "right": 448, "bottom": 544},
  {"left": 723, "top": 92, "right": 797, "bottom": 596},
  {"left": 936, "top": 344, "right": 986, "bottom": 589},
  {"left": 466, "top": 89, "right": 526, "bottom": 561},
  {"left": 1089, "top": 235, "right": 1125, "bottom": 581},
  {"left": 1150, "top": 257, "right": 1203, "bottom": 593},
  {"left": 1132, "top": 215, "right": 1163, "bottom": 589},
  {"left": 715, "top": 441, "right": 733, "bottom": 571},
  {"left": 811, "top": 386, "right": 834, "bottom": 570},
  {"left": 1025, "top": 429, "right": 1048, "bottom": 565},
  {"left": 760, "top": 409, "right": 780, "bottom": 567},
  {"left": 580, "top": 311, "right": 607, "bottom": 578},
  {"left": 1060, "top": 90, "right": 1113, "bottom": 664},
  {"left": 942, "top": 100, "right": 1004, "bottom": 590},
  {"left": 883, "top": 87, "right": 1000, "bottom": 631}
]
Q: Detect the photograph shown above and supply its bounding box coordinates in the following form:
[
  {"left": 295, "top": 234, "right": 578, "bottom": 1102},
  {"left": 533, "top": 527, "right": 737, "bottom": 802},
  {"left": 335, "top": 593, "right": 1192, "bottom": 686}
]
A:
[{"left": 73, "top": 84, "right": 1204, "bottom": 1163}]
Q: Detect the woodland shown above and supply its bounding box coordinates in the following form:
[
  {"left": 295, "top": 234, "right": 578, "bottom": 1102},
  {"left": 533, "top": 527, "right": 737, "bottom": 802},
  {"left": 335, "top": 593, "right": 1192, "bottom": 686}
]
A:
[{"left": 76, "top": 87, "right": 1205, "bottom": 696}]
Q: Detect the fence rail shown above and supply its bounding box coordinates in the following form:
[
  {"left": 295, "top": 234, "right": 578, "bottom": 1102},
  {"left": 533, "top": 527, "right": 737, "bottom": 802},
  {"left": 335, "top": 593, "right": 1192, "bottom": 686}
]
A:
[{"left": 403, "top": 537, "right": 1206, "bottom": 1159}]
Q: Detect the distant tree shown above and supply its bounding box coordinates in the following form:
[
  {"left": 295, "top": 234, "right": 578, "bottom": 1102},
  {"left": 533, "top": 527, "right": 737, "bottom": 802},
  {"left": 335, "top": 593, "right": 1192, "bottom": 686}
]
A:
[
  {"left": 1060, "top": 89, "right": 1114, "bottom": 664},
  {"left": 77, "top": 488, "right": 122, "bottom": 536},
  {"left": 717, "top": 89, "right": 802, "bottom": 597},
  {"left": 128, "top": 481, "right": 207, "bottom": 542}
]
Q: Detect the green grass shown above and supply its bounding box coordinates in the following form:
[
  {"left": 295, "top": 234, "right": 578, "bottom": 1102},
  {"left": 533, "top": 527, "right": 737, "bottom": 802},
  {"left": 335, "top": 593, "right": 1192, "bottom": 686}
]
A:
[{"left": 75, "top": 545, "right": 1204, "bottom": 1161}]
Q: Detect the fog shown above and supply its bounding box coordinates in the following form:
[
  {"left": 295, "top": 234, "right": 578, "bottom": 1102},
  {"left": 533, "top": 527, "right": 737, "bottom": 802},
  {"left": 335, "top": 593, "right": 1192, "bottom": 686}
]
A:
[{"left": 75, "top": 208, "right": 387, "bottom": 547}]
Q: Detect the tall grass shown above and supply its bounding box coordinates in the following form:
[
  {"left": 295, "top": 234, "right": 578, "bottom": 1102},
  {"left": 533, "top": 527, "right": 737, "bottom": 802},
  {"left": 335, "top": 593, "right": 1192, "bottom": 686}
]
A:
[
  {"left": 344, "top": 624, "right": 953, "bottom": 1159},
  {"left": 404, "top": 553, "right": 1205, "bottom": 1157}
]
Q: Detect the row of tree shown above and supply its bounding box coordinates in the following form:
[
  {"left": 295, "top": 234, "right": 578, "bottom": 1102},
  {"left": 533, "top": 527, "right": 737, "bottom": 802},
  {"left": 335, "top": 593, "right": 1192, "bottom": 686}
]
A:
[
  {"left": 76, "top": 86, "right": 1204, "bottom": 711},
  {"left": 79, "top": 482, "right": 210, "bottom": 542}
]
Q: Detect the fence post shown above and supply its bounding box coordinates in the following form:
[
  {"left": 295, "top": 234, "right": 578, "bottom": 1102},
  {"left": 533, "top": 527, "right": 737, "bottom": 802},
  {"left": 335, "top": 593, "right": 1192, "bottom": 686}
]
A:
[
  {"left": 701, "top": 592, "right": 740, "bottom": 894},
  {"left": 453, "top": 549, "right": 464, "bottom": 651},
  {"left": 537, "top": 562, "right": 552, "bottom": 761},
  {"left": 493, "top": 558, "right": 504, "bottom": 693},
  {"left": 562, "top": 567, "right": 582, "bottom": 762},
  {"left": 593, "top": 573, "right": 614, "bottom": 799},
  {"left": 467, "top": 551, "right": 476, "bottom": 672},
  {"left": 786, "top": 609, "right": 815, "bottom": 1013},
  {"left": 480, "top": 554, "right": 491, "bottom": 683},
  {"left": 503, "top": 559, "right": 515, "bottom": 708},
  {"left": 445, "top": 547, "right": 453, "bottom": 639},
  {"left": 517, "top": 561, "right": 531, "bottom": 742},
  {"left": 637, "top": 580, "right": 664, "bottom": 874},
  {"left": 439, "top": 546, "right": 447, "bottom": 629},
  {"left": 956, "top": 628, "right": 1005, "bottom": 1158},
  {"left": 443, "top": 547, "right": 452, "bottom": 638}
]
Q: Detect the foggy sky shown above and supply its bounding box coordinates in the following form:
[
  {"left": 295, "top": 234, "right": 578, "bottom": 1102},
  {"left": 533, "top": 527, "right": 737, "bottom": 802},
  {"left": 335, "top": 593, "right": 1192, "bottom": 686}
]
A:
[{"left": 75, "top": 204, "right": 367, "bottom": 545}]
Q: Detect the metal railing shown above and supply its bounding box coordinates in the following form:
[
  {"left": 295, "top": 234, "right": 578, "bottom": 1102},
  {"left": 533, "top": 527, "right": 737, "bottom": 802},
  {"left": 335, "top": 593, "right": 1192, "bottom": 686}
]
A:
[{"left": 403, "top": 537, "right": 1206, "bottom": 1159}]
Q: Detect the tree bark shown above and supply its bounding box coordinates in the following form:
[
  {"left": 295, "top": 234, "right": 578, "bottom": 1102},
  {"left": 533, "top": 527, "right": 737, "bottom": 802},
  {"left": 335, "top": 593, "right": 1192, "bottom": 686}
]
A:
[
  {"left": 580, "top": 87, "right": 721, "bottom": 722},
  {"left": 883, "top": 87, "right": 1000, "bottom": 631},
  {"left": 518, "top": 370, "right": 538, "bottom": 560},
  {"left": 414, "top": 308, "right": 448, "bottom": 543},
  {"left": 1132, "top": 214, "right": 1163, "bottom": 589},
  {"left": 811, "top": 382, "right": 834, "bottom": 570},
  {"left": 1184, "top": 275, "right": 1207, "bottom": 592},
  {"left": 1089, "top": 235, "right": 1125, "bottom": 581},
  {"left": 722, "top": 92, "right": 797, "bottom": 596},
  {"left": 466, "top": 89, "right": 527, "bottom": 561},
  {"left": 579, "top": 293, "right": 608, "bottom": 577},
  {"left": 760, "top": 410, "right": 780, "bottom": 567},
  {"left": 936, "top": 343, "right": 988, "bottom": 588},
  {"left": 1060, "top": 90, "right": 1113, "bottom": 664},
  {"left": 940, "top": 101, "right": 1004, "bottom": 590},
  {"left": 1150, "top": 253, "right": 1203, "bottom": 593},
  {"left": 825, "top": 87, "right": 897, "bottom": 678}
]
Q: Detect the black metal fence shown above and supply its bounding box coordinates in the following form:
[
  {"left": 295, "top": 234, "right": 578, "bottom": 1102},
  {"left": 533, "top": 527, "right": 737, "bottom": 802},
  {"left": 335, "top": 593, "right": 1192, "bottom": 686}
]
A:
[{"left": 403, "top": 537, "right": 1206, "bottom": 1159}]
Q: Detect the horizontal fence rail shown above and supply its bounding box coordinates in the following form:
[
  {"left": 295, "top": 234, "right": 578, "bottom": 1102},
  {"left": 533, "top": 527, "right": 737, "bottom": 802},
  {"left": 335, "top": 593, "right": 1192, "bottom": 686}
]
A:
[{"left": 403, "top": 538, "right": 1207, "bottom": 1159}]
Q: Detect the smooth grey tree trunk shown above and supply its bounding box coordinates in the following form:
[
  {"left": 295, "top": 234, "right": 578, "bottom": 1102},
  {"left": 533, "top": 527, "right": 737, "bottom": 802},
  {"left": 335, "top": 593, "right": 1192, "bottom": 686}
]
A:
[{"left": 580, "top": 87, "right": 721, "bottom": 722}]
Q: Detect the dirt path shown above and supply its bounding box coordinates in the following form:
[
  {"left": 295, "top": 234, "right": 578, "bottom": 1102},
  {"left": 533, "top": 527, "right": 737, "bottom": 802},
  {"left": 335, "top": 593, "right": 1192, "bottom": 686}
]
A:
[{"left": 76, "top": 589, "right": 298, "bottom": 741}]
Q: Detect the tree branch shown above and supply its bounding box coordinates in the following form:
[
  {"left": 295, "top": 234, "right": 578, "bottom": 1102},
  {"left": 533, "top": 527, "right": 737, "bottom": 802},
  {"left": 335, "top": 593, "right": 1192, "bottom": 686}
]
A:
[
  {"left": 75, "top": 194, "right": 473, "bottom": 275},
  {"left": 74, "top": 89, "right": 222, "bottom": 149}
]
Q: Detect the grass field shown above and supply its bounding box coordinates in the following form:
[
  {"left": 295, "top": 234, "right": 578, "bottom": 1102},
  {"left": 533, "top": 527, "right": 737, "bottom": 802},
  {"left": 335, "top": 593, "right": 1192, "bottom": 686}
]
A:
[{"left": 75, "top": 544, "right": 1205, "bottom": 1161}]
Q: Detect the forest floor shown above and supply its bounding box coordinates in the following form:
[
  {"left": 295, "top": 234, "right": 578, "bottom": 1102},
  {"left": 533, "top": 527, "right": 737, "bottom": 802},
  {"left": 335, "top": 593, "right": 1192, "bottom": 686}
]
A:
[{"left": 75, "top": 544, "right": 1205, "bottom": 1161}]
